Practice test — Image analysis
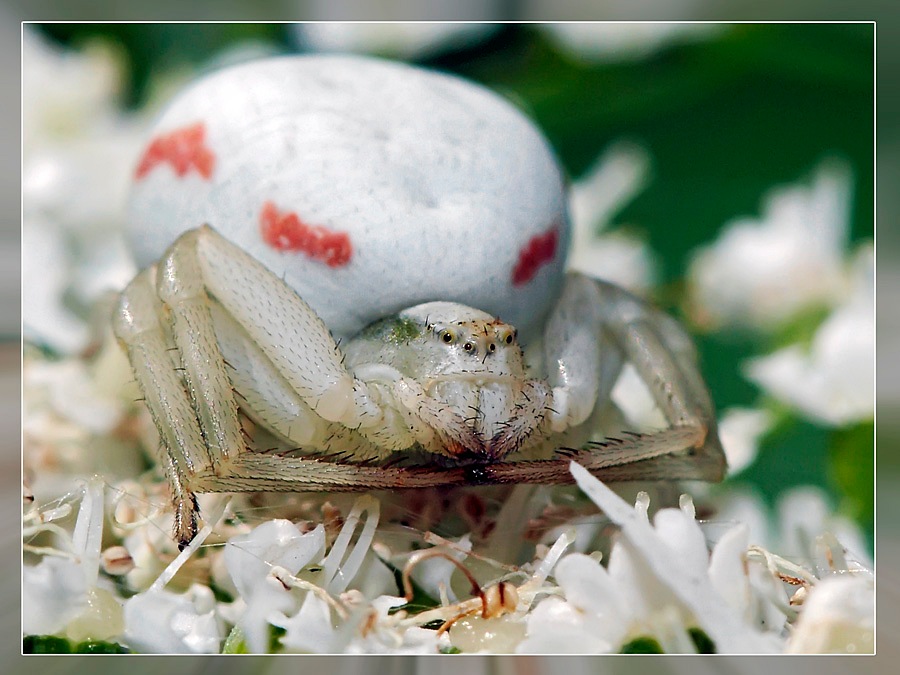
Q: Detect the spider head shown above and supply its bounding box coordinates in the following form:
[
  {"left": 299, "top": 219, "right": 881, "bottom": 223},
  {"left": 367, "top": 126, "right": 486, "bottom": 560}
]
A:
[
  {"left": 398, "top": 302, "right": 526, "bottom": 382},
  {"left": 347, "top": 302, "right": 541, "bottom": 462}
]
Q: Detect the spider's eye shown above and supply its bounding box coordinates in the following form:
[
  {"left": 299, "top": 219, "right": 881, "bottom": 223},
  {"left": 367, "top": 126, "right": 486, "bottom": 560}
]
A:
[
  {"left": 464, "top": 342, "right": 474, "bottom": 352},
  {"left": 441, "top": 330, "right": 455, "bottom": 344},
  {"left": 489, "top": 342, "right": 496, "bottom": 353},
  {"left": 505, "top": 334, "right": 513, "bottom": 344}
]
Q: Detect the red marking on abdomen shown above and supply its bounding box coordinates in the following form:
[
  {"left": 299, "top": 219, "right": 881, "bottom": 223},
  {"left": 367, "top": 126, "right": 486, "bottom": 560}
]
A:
[
  {"left": 512, "top": 225, "right": 559, "bottom": 286},
  {"left": 135, "top": 122, "right": 215, "bottom": 180},
  {"left": 260, "top": 201, "right": 352, "bottom": 268}
]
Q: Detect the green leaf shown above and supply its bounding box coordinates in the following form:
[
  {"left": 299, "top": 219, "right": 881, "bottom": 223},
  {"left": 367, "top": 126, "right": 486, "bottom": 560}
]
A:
[
  {"left": 74, "top": 640, "right": 131, "bottom": 654},
  {"left": 620, "top": 636, "right": 665, "bottom": 654},
  {"left": 687, "top": 627, "right": 716, "bottom": 654},
  {"left": 829, "top": 420, "right": 874, "bottom": 545},
  {"left": 221, "top": 625, "right": 249, "bottom": 654},
  {"left": 23, "top": 635, "right": 72, "bottom": 653},
  {"left": 736, "top": 415, "right": 832, "bottom": 500}
]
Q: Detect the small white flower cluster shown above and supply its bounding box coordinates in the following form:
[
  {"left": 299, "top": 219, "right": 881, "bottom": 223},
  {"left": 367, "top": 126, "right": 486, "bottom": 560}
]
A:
[{"left": 22, "top": 462, "right": 873, "bottom": 654}]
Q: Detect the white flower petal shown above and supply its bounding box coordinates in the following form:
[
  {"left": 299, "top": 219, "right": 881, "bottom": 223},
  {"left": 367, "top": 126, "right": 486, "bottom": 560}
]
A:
[
  {"left": 688, "top": 160, "right": 852, "bottom": 329},
  {"left": 718, "top": 407, "right": 774, "bottom": 474},
  {"left": 787, "top": 575, "right": 874, "bottom": 654},
  {"left": 744, "top": 245, "right": 874, "bottom": 425},
  {"left": 567, "top": 142, "right": 658, "bottom": 293},
  {"left": 409, "top": 534, "right": 472, "bottom": 603},
  {"left": 554, "top": 552, "right": 630, "bottom": 622},
  {"left": 123, "top": 586, "right": 221, "bottom": 654},
  {"left": 273, "top": 592, "right": 337, "bottom": 654},
  {"left": 652, "top": 507, "right": 710, "bottom": 579},
  {"left": 517, "top": 596, "right": 610, "bottom": 654},
  {"left": 571, "top": 462, "right": 782, "bottom": 653},
  {"left": 707, "top": 524, "right": 752, "bottom": 619},
  {"left": 238, "top": 573, "right": 298, "bottom": 654},
  {"left": 225, "top": 520, "right": 325, "bottom": 599},
  {"left": 23, "top": 557, "right": 89, "bottom": 635},
  {"left": 22, "top": 219, "right": 89, "bottom": 353}
]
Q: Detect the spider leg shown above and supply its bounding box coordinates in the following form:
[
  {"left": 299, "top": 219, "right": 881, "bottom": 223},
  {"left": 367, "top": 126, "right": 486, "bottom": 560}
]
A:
[
  {"left": 115, "top": 226, "right": 478, "bottom": 546},
  {"left": 114, "top": 267, "right": 211, "bottom": 546},
  {"left": 535, "top": 273, "right": 726, "bottom": 483}
]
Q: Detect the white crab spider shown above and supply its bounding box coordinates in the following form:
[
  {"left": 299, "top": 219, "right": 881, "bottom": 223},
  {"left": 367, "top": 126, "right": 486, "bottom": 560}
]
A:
[
  {"left": 115, "top": 55, "right": 725, "bottom": 548},
  {"left": 114, "top": 225, "right": 724, "bottom": 547}
]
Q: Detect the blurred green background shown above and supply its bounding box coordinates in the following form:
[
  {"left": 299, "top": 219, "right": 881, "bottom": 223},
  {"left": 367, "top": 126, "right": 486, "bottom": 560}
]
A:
[{"left": 33, "top": 22, "right": 874, "bottom": 548}]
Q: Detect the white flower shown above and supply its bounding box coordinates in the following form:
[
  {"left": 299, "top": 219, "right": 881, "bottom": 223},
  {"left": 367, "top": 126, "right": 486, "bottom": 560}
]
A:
[
  {"left": 224, "top": 520, "right": 326, "bottom": 653},
  {"left": 522, "top": 463, "right": 788, "bottom": 654},
  {"left": 688, "top": 160, "right": 852, "bottom": 330},
  {"left": 567, "top": 142, "right": 658, "bottom": 293},
  {"left": 717, "top": 407, "right": 774, "bottom": 475},
  {"left": 25, "top": 357, "right": 126, "bottom": 436},
  {"left": 22, "top": 28, "right": 143, "bottom": 354},
  {"left": 744, "top": 245, "right": 874, "bottom": 426},
  {"left": 541, "top": 22, "right": 724, "bottom": 62},
  {"left": 271, "top": 592, "right": 338, "bottom": 653},
  {"left": 275, "top": 593, "right": 445, "bottom": 654},
  {"left": 776, "top": 487, "right": 872, "bottom": 571},
  {"left": 295, "top": 15, "right": 497, "bottom": 58},
  {"left": 23, "top": 479, "right": 124, "bottom": 641},
  {"left": 225, "top": 520, "right": 326, "bottom": 599},
  {"left": 123, "top": 584, "right": 222, "bottom": 653},
  {"left": 787, "top": 575, "right": 874, "bottom": 654},
  {"left": 712, "top": 484, "right": 872, "bottom": 572},
  {"left": 22, "top": 29, "right": 124, "bottom": 151},
  {"left": 21, "top": 217, "right": 90, "bottom": 353},
  {"left": 23, "top": 555, "right": 92, "bottom": 637}
]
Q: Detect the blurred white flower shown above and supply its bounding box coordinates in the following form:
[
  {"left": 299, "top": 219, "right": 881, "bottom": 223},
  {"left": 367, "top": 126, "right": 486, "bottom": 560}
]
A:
[
  {"left": 567, "top": 142, "right": 659, "bottom": 293},
  {"left": 23, "top": 27, "right": 143, "bottom": 353},
  {"left": 541, "top": 22, "right": 724, "bottom": 63},
  {"left": 688, "top": 160, "right": 852, "bottom": 330},
  {"left": 25, "top": 357, "right": 126, "bottom": 436},
  {"left": 23, "top": 480, "right": 125, "bottom": 642},
  {"left": 776, "top": 486, "right": 872, "bottom": 571},
  {"left": 744, "top": 245, "right": 874, "bottom": 426},
  {"left": 24, "top": 338, "right": 145, "bottom": 503},
  {"left": 22, "top": 217, "right": 90, "bottom": 352},
  {"left": 22, "top": 29, "right": 123, "bottom": 151},
  {"left": 786, "top": 575, "right": 874, "bottom": 654},
  {"left": 123, "top": 584, "right": 222, "bottom": 653},
  {"left": 717, "top": 407, "right": 774, "bottom": 475},
  {"left": 296, "top": 14, "right": 497, "bottom": 58},
  {"left": 23, "top": 553, "right": 94, "bottom": 638},
  {"left": 711, "top": 484, "right": 872, "bottom": 571}
]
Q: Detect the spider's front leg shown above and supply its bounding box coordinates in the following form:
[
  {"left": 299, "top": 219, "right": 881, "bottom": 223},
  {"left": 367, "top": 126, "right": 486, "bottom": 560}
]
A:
[
  {"left": 114, "top": 226, "right": 467, "bottom": 548},
  {"left": 476, "top": 273, "right": 726, "bottom": 484}
]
